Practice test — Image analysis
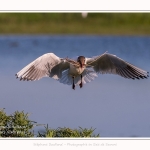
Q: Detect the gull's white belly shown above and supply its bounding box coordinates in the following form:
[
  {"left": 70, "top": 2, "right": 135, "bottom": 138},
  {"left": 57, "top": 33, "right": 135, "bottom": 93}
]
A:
[{"left": 69, "top": 64, "right": 85, "bottom": 76}]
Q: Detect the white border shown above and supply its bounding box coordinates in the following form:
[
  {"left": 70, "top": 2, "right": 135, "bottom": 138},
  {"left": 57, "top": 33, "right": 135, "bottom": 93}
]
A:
[
  {"left": 0, "top": 138, "right": 150, "bottom": 149},
  {"left": 0, "top": 0, "right": 150, "bottom": 11},
  {"left": 0, "top": 0, "right": 150, "bottom": 149}
]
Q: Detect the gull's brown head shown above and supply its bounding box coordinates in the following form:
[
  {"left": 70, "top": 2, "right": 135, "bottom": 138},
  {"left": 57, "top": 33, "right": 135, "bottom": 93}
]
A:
[{"left": 77, "top": 56, "right": 85, "bottom": 68}]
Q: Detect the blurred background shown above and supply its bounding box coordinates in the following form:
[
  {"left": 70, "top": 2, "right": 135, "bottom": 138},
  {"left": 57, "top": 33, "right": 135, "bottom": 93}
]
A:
[
  {"left": 0, "top": 13, "right": 150, "bottom": 137},
  {"left": 0, "top": 13, "right": 150, "bottom": 34}
]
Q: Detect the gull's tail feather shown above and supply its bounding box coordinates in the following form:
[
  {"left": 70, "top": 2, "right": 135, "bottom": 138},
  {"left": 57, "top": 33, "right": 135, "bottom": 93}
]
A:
[
  {"left": 59, "top": 69, "right": 98, "bottom": 86},
  {"left": 59, "top": 69, "right": 72, "bottom": 85}
]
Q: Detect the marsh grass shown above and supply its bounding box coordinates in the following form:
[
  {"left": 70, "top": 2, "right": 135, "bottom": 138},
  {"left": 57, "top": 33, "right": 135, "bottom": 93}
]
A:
[
  {"left": 0, "top": 109, "right": 35, "bottom": 137},
  {"left": 0, "top": 109, "right": 99, "bottom": 137},
  {"left": 37, "top": 125, "right": 100, "bottom": 137},
  {"left": 0, "top": 13, "right": 150, "bottom": 35}
]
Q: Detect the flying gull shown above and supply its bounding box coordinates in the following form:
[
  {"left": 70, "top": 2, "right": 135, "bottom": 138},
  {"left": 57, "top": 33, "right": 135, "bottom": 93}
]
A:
[{"left": 16, "top": 52, "right": 149, "bottom": 90}]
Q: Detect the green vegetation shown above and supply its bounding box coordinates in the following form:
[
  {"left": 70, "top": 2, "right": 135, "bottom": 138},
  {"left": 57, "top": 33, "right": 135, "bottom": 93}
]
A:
[
  {"left": 0, "top": 109, "right": 35, "bottom": 137},
  {"left": 38, "top": 125, "right": 99, "bottom": 137},
  {"left": 0, "top": 13, "right": 150, "bottom": 35},
  {"left": 0, "top": 109, "right": 99, "bottom": 137}
]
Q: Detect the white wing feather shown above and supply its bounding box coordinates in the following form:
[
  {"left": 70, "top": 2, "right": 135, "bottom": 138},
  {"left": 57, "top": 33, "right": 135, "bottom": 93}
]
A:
[
  {"left": 86, "top": 53, "right": 149, "bottom": 79},
  {"left": 16, "top": 53, "right": 69, "bottom": 81}
]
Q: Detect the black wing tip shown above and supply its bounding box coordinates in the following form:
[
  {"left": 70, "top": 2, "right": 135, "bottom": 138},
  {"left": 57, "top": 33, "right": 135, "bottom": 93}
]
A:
[
  {"left": 15, "top": 74, "right": 19, "bottom": 79},
  {"left": 138, "top": 75, "right": 149, "bottom": 79},
  {"left": 15, "top": 74, "right": 31, "bottom": 81},
  {"left": 132, "top": 75, "right": 149, "bottom": 80},
  {"left": 20, "top": 77, "right": 29, "bottom": 81},
  {"left": 145, "top": 73, "right": 149, "bottom": 78}
]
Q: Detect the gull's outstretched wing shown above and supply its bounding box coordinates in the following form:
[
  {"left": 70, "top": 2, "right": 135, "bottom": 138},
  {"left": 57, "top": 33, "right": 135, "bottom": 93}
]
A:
[
  {"left": 16, "top": 53, "right": 69, "bottom": 81},
  {"left": 86, "top": 53, "right": 149, "bottom": 79}
]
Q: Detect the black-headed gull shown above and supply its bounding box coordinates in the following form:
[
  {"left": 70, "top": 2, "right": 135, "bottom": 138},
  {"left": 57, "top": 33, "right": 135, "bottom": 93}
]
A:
[{"left": 16, "top": 52, "right": 149, "bottom": 90}]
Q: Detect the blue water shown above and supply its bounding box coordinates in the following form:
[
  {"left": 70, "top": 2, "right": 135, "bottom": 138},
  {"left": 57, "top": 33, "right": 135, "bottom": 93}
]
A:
[{"left": 0, "top": 35, "right": 150, "bottom": 137}]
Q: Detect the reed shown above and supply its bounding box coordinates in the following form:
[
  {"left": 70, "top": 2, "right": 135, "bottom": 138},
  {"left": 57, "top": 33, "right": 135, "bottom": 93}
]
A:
[
  {"left": 0, "top": 13, "right": 150, "bottom": 35},
  {"left": 0, "top": 109, "right": 99, "bottom": 137}
]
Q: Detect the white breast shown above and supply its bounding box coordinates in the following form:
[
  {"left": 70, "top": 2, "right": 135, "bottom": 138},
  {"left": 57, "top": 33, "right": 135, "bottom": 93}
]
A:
[{"left": 69, "top": 64, "right": 85, "bottom": 76}]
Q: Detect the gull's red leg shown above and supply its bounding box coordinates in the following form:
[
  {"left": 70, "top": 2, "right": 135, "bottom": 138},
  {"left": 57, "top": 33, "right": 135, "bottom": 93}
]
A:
[
  {"left": 79, "top": 74, "right": 83, "bottom": 88},
  {"left": 72, "top": 77, "right": 75, "bottom": 90}
]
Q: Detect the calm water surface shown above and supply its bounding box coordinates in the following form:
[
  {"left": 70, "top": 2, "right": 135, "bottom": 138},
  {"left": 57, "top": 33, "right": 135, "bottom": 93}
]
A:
[{"left": 0, "top": 35, "right": 150, "bottom": 137}]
